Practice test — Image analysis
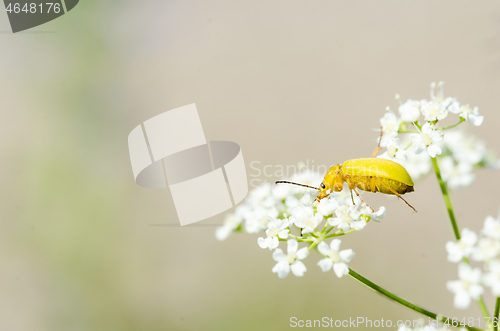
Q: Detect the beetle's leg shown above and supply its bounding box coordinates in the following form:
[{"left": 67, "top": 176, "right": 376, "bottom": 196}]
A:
[
  {"left": 369, "top": 176, "right": 377, "bottom": 193},
  {"left": 344, "top": 174, "right": 356, "bottom": 205},
  {"left": 344, "top": 174, "right": 371, "bottom": 209},
  {"left": 371, "top": 126, "right": 383, "bottom": 158},
  {"left": 374, "top": 176, "right": 417, "bottom": 213},
  {"left": 314, "top": 190, "right": 332, "bottom": 203},
  {"left": 352, "top": 187, "right": 375, "bottom": 212}
]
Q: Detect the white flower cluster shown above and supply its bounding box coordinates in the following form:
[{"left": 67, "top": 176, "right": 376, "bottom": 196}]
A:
[
  {"left": 216, "top": 168, "right": 386, "bottom": 279},
  {"left": 446, "top": 213, "right": 500, "bottom": 309},
  {"left": 379, "top": 82, "right": 498, "bottom": 189}
]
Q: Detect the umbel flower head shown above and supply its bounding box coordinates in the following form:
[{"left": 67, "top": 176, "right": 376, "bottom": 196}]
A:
[
  {"left": 215, "top": 165, "right": 385, "bottom": 279},
  {"left": 377, "top": 82, "right": 497, "bottom": 190}
]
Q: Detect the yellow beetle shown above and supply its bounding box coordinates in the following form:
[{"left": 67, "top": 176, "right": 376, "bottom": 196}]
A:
[{"left": 276, "top": 136, "right": 417, "bottom": 212}]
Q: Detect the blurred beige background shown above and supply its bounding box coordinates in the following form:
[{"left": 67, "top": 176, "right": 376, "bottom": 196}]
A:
[{"left": 1, "top": 1, "right": 500, "bottom": 330}]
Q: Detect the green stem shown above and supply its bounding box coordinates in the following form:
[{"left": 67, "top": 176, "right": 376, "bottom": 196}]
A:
[
  {"left": 431, "top": 157, "right": 461, "bottom": 240},
  {"left": 436, "top": 118, "right": 465, "bottom": 130},
  {"left": 494, "top": 298, "right": 500, "bottom": 331},
  {"left": 348, "top": 268, "right": 482, "bottom": 331},
  {"left": 288, "top": 234, "right": 315, "bottom": 242},
  {"left": 432, "top": 157, "right": 491, "bottom": 318},
  {"left": 324, "top": 228, "right": 356, "bottom": 238},
  {"left": 398, "top": 129, "right": 419, "bottom": 134}
]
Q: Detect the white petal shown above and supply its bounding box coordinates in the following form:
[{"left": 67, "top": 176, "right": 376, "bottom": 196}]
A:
[
  {"left": 333, "top": 262, "right": 349, "bottom": 278},
  {"left": 317, "top": 258, "right": 333, "bottom": 272},
  {"left": 291, "top": 260, "right": 307, "bottom": 277},
  {"left": 272, "top": 261, "right": 290, "bottom": 278},
  {"left": 445, "top": 242, "right": 463, "bottom": 263},
  {"left": 409, "top": 133, "right": 421, "bottom": 143},
  {"left": 287, "top": 239, "right": 298, "bottom": 253},
  {"left": 413, "top": 143, "right": 425, "bottom": 155},
  {"left": 339, "top": 249, "right": 355, "bottom": 263},
  {"left": 317, "top": 241, "right": 331, "bottom": 256},
  {"left": 469, "top": 113, "right": 484, "bottom": 126},
  {"left": 329, "top": 239, "right": 342, "bottom": 252},
  {"left": 461, "top": 228, "right": 477, "bottom": 246},
  {"left": 278, "top": 229, "right": 290, "bottom": 239},
  {"left": 468, "top": 284, "right": 483, "bottom": 299},
  {"left": 427, "top": 144, "right": 442, "bottom": 158},
  {"left": 421, "top": 122, "right": 432, "bottom": 133},
  {"left": 447, "top": 280, "right": 463, "bottom": 293},
  {"left": 258, "top": 237, "right": 268, "bottom": 249},
  {"left": 269, "top": 236, "right": 279, "bottom": 250},
  {"left": 468, "top": 267, "right": 482, "bottom": 284},
  {"left": 215, "top": 226, "right": 232, "bottom": 241},
  {"left": 372, "top": 206, "right": 386, "bottom": 219},
  {"left": 454, "top": 291, "right": 471, "bottom": 310},
  {"left": 296, "top": 247, "right": 309, "bottom": 260},
  {"left": 272, "top": 248, "right": 286, "bottom": 262},
  {"left": 457, "top": 263, "right": 472, "bottom": 280},
  {"left": 351, "top": 220, "right": 367, "bottom": 231},
  {"left": 328, "top": 217, "right": 342, "bottom": 226},
  {"left": 338, "top": 222, "right": 351, "bottom": 232}
]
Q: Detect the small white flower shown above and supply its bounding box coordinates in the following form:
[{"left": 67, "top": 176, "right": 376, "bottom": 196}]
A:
[
  {"left": 443, "top": 97, "right": 461, "bottom": 114},
  {"left": 380, "top": 132, "right": 400, "bottom": 149},
  {"left": 257, "top": 218, "right": 290, "bottom": 250},
  {"left": 401, "top": 151, "right": 432, "bottom": 180},
  {"left": 215, "top": 213, "right": 242, "bottom": 241},
  {"left": 328, "top": 204, "right": 365, "bottom": 231},
  {"left": 443, "top": 131, "right": 487, "bottom": 165},
  {"left": 272, "top": 239, "right": 309, "bottom": 278},
  {"left": 398, "top": 99, "right": 421, "bottom": 123},
  {"left": 316, "top": 198, "right": 339, "bottom": 217},
  {"left": 483, "top": 261, "right": 500, "bottom": 296},
  {"left": 481, "top": 215, "right": 500, "bottom": 241},
  {"left": 409, "top": 123, "right": 444, "bottom": 158},
  {"left": 317, "top": 239, "right": 355, "bottom": 278},
  {"left": 439, "top": 157, "right": 475, "bottom": 190},
  {"left": 445, "top": 228, "right": 477, "bottom": 262},
  {"left": 360, "top": 205, "right": 386, "bottom": 223},
  {"left": 446, "top": 263, "right": 483, "bottom": 310},
  {"left": 380, "top": 110, "right": 401, "bottom": 136},
  {"left": 244, "top": 207, "right": 277, "bottom": 234},
  {"left": 420, "top": 101, "right": 448, "bottom": 121},
  {"left": 459, "top": 104, "right": 484, "bottom": 126},
  {"left": 471, "top": 237, "right": 500, "bottom": 262},
  {"left": 380, "top": 136, "right": 407, "bottom": 160},
  {"left": 291, "top": 206, "right": 324, "bottom": 234}
]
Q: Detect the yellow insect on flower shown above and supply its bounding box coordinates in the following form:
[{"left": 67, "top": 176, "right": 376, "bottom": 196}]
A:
[{"left": 276, "top": 134, "right": 417, "bottom": 212}]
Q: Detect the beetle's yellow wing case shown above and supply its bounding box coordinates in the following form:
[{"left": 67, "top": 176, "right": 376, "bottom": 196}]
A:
[{"left": 342, "top": 158, "right": 414, "bottom": 187}]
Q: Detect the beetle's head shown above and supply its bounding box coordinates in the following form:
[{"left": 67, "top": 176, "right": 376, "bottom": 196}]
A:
[
  {"left": 315, "top": 164, "right": 342, "bottom": 202},
  {"left": 314, "top": 181, "right": 330, "bottom": 202}
]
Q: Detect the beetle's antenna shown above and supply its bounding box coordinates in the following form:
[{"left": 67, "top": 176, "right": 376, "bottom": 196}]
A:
[{"left": 275, "top": 181, "right": 319, "bottom": 190}]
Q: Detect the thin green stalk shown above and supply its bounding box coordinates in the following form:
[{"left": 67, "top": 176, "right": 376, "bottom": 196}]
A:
[
  {"left": 432, "top": 157, "right": 491, "bottom": 318},
  {"left": 431, "top": 157, "right": 461, "bottom": 240},
  {"left": 348, "top": 268, "right": 482, "bottom": 331},
  {"left": 436, "top": 118, "right": 465, "bottom": 131},
  {"left": 324, "top": 228, "right": 356, "bottom": 238},
  {"left": 494, "top": 298, "right": 500, "bottom": 331}
]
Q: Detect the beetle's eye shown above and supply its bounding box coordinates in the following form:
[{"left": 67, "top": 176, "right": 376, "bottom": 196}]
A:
[{"left": 320, "top": 183, "right": 326, "bottom": 189}]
